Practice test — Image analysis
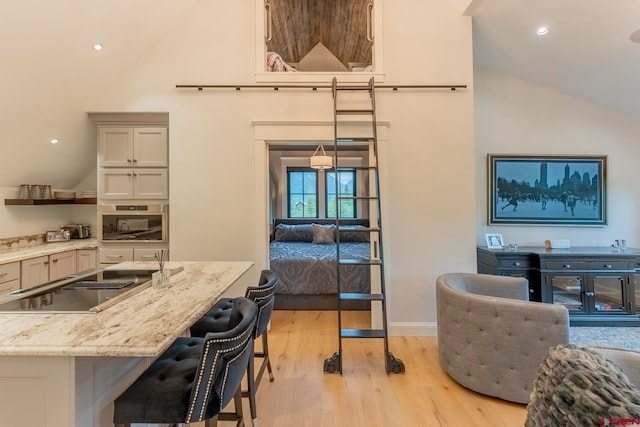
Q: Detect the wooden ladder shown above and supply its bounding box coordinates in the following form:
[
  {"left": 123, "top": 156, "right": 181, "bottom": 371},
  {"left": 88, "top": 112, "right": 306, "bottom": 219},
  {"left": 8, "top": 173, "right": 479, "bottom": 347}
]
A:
[{"left": 323, "top": 77, "right": 405, "bottom": 374}]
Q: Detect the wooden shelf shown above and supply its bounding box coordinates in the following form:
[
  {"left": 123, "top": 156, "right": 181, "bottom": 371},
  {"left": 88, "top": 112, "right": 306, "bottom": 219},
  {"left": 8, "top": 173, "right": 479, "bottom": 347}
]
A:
[{"left": 4, "top": 198, "right": 97, "bottom": 206}]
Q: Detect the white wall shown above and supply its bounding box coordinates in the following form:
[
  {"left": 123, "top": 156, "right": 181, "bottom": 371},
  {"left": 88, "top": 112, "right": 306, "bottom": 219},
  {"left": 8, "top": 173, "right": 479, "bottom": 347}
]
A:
[
  {"left": 474, "top": 67, "right": 640, "bottom": 248},
  {"left": 87, "top": 0, "right": 475, "bottom": 334}
]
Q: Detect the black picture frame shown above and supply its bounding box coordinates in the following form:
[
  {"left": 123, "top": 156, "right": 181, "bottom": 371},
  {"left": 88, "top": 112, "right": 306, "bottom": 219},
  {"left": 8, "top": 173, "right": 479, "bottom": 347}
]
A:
[{"left": 488, "top": 154, "right": 607, "bottom": 226}]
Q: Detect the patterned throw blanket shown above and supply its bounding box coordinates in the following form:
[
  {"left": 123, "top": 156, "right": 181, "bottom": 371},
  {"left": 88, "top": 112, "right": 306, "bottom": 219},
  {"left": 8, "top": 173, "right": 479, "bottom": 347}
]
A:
[{"left": 266, "top": 52, "right": 297, "bottom": 72}]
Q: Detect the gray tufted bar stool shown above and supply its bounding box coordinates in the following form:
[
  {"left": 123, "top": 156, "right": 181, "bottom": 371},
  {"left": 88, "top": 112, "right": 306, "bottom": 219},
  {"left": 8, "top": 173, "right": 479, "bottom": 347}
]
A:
[
  {"left": 190, "top": 270, "right": 278, "bottom": 427},
  {"left": 113, "top": 297, "right": 258, "bottom": 427}
]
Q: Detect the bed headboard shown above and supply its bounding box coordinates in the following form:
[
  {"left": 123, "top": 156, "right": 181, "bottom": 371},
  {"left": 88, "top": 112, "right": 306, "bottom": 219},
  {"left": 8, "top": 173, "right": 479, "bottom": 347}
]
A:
[
  {"left": 274, "top": 218, "right": 370, "bottom": 227},
  {"left": 271, "top": 218, "right": 370, "bottom": 241}
]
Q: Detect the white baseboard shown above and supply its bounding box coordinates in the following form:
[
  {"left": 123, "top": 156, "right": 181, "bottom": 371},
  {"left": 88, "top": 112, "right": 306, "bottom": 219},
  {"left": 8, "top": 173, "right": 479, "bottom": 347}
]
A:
[{"left": 388, "top": 321, "right": 437, "bottom": 336}]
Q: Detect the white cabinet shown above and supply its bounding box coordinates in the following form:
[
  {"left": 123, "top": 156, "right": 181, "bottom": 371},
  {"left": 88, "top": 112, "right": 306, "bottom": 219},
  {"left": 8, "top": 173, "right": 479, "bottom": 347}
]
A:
[
  {"left": 0, "top": 262, "right": 20, "bottom": 296},
  {"left": 49, "top": 251, "right": 77, "bottom": 281},
  {"left": 99, "top": 168, "right": 168, "bottom": 200},
  {"left": 98, "top": 126, "right": 169, "bottom": 201},
  {"left": 76, "top": 249, "right": 97, "bottom": 272},
  {"left": 21, "top": 251, "right": 79, "bottom": 289},
  {"left": 98, "top": 127, "right": 167, "bottom": 168},
  {"left": 21, "top": 255, "right": 49, "bottom": 289}
]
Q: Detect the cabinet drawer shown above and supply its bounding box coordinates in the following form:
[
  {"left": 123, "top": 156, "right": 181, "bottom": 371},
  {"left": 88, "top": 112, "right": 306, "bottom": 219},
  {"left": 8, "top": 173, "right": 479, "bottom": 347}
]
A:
[
  {"left": 134, "top": 248, "right": 167, "bottom": 262},
  {"left": 497, "top": 258, "right": 531, "bottom": 269},
  {"left": 585, "top": 261, "right": 630, "bottom": 271},
  {"left": 543, "top": 261, "right": 588, "bottom": 271},
  {"left": 0, "top": 262, "right": 20, "bottom": 284},
  {"left": 100, "top": 248, "right": 134, "bottom": 264},
  {"left": 0, "top": 278, "right": 19, "bottom": 296}
]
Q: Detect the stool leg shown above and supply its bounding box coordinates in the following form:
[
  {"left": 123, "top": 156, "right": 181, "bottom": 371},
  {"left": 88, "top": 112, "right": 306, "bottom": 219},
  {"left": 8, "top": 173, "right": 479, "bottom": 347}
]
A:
[
  {"left": 247, "top": 341, "right": 258, "bottom": 423},
  {"left": 234, "top": 385, "right": 245, "bottom": 427},
  {"left": 262, "top": 332, "right": 274, "bottom": 382}
]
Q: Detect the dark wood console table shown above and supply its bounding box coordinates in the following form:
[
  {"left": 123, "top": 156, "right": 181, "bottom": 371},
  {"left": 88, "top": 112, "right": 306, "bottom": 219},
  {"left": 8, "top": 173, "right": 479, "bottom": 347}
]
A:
[{"left": 477, "top": 246, "right": 640, "bottom": 326}]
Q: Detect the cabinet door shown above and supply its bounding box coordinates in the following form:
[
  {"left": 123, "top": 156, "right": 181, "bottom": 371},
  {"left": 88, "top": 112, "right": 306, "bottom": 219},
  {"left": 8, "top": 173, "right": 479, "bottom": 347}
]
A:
[
  {"left": 77, "top": 249, "right": 97, "bottom": 273},
  {"left": 99, "top": 169, "right": 134, "bottom": 199},
  {"left": 21, "top": 256, "right": 49, "bottom": 289},
  {"left": 98, "top": 127, "right": 134, "bottom": 167},
  {"left": 49, "top": 251, "right": 77, "bottom": 281},
  {"left": 590, "top": 273, "right": 628, "bottom": 314},
  {"left": 133, "top": 169, "right": 168, "bottom": 199},
  {"left": 133, "top": 128, "right": 168, "bottom": 167},
  {"left": 545, "top": 273, "right": 587, "bottom": 314}
]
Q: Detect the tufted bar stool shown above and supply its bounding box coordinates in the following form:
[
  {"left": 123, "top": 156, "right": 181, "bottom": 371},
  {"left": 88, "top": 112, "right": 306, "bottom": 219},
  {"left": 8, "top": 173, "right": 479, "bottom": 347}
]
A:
[
  {"left": 190, "top": 269, "right": 278, "bottom": 427},
  {"left": 436, "top": 273, "right": 570, "bottom": 404},
  {"left": 113, "top": 297, "right": 258, "bottom": 427}
]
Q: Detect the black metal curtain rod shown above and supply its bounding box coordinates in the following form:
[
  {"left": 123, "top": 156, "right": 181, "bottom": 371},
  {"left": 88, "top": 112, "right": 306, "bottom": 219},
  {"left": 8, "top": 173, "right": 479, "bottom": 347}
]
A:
[{"left": 175, "top": 84, "right": 467, "bottom": 91}]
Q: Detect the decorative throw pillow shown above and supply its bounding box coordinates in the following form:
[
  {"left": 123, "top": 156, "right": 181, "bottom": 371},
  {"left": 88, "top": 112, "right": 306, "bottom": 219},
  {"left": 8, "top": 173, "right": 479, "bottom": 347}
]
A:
[
  {"left": 312, "top": 223, "right": 335, "bottom": 244},
  {"left": 274, "top": 223, "right": 314, "bottom": 242},
  {"left": 526, "top": 344, "right": 640, "bottom": 427}
]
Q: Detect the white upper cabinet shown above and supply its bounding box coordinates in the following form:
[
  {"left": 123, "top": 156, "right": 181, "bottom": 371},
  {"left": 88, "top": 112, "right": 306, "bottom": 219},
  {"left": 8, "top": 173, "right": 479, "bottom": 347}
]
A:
[
  {"left": 256, "top": 0, "right": 384, "bottom": 82},
  {"left": 99, "top": 127, "right": 167, "bottom": 168}
]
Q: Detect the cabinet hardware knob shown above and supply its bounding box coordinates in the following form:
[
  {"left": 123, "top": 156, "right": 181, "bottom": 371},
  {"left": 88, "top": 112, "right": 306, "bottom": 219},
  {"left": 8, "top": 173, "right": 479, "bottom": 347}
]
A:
[
  {"left": 563, "top": 264, "right": 570, "bottom": 268},
  {"left": 52, "top": 259, "right": 58, "bottom": 263},
  {"left": 127, "top": 159, "right": 132, "bottom": 162},
  {"left": 514, "top": 262, "right": 520, "bottom": 266},
  {"left": 604, "top": 264, "right": 612, "bottom": 268},
  {"left": 127, "top": 173, "right": 132, "bottom": 177},
  {"left": 132, "top": 159, "right": 137, "bottom": 163},
  {"left": 0, "top": 272, "right": 7, "bottom": 277}
]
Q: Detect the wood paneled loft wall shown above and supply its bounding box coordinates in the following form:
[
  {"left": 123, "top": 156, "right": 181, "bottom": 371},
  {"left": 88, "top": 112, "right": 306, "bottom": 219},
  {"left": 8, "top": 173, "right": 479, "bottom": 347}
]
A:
[{"left": 266, "top": 0, "right": 373, "bottom": 68}]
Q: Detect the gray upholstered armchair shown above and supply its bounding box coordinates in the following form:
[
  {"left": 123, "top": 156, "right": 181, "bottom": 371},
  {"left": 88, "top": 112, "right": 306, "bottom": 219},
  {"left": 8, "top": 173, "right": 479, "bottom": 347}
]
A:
[{"left": 436, "top": 273, "right": 570, "bottom": 404}]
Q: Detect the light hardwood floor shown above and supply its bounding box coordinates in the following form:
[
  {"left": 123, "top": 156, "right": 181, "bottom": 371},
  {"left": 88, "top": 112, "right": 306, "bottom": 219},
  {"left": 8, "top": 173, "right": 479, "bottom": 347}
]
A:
[{"left": 212, "top": 310, "right": 528, "bottom": 427}]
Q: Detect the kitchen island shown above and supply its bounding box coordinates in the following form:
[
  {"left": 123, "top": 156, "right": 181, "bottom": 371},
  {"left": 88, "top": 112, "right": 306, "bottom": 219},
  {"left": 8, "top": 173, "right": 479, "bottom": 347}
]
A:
[{"left": 0, "top": 260, "right": 253, "bottom": 427}]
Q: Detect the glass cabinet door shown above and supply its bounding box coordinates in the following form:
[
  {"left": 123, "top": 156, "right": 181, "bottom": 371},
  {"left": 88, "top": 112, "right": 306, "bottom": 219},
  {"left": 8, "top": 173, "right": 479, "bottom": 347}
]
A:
[
  {"left": 550, "top": 275, "right": 584, "bottom": 312},
  {"left": 592, "top": 274, "right": 626, "bottom": 313}
]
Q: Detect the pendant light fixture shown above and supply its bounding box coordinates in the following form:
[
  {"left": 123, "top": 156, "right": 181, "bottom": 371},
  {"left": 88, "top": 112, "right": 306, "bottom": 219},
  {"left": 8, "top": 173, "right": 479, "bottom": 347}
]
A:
[{"left": 310, "top": 144, "right": 333, "bottom": 170}]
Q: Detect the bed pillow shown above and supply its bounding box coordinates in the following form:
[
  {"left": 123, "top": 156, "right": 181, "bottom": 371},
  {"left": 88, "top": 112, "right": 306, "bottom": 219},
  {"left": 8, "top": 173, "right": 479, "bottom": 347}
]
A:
[
  {"left": 338, "top": 225, "right": 370, "bottom": 242},
  {"left": 274, "top": 223, "right": 314, "bottom": 242},
  {"left": 312, "top": 223, "right": 335, "bottom": 244}
]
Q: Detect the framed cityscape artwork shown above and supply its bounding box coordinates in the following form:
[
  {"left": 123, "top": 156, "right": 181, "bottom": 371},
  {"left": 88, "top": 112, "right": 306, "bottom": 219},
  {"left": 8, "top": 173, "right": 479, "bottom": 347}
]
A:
[{"left": 487, "top": 154, "right": 607, "bottom": 226}]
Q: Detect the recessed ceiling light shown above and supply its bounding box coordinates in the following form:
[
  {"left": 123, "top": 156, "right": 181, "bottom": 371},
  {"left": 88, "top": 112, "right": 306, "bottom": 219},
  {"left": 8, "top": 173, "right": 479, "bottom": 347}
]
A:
[
  {"left": 536, "top": 26, "right": 549, "bottom": 36},
  {"left": 50, "top": 138, "right": 59, "bottom": 144},
  {"left": 93, "top": 43, "right": 103, "bottom": 51}
]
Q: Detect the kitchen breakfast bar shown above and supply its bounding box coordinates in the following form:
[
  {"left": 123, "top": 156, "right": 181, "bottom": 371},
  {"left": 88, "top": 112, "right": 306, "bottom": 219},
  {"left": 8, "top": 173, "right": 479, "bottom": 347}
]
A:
[{"left": 0, "top": 261, "right": 253, "bottom": 427}]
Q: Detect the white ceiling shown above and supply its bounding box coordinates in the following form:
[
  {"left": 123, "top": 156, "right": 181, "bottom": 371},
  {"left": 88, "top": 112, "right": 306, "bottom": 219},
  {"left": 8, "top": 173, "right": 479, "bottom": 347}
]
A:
[{"left": 471, "top": 0, "right": 640, "bottom": 117}]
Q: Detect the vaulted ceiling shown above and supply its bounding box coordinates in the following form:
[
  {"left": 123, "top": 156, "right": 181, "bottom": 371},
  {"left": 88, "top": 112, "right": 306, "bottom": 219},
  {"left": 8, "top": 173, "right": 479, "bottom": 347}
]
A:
[{"left": 266, "top": 0, "right": 373, "bottom": 68}]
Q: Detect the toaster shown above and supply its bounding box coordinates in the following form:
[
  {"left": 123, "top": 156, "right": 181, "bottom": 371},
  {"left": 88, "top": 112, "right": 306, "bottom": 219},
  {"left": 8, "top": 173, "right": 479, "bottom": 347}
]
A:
[{"left": 61, "top": 224, "right": 91, "bottom": 239}]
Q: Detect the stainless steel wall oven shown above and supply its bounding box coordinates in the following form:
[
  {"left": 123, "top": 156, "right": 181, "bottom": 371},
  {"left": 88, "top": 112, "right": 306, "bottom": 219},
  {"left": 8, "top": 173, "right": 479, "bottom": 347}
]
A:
[{"left": 97, "top": 204, "right": 168, "bottom": 243}]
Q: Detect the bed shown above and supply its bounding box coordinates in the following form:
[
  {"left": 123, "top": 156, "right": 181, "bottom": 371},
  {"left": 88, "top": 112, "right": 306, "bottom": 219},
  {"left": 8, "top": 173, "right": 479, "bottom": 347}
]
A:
[{"left": 270, "top": 219, "right": 372, "bottom": 309}]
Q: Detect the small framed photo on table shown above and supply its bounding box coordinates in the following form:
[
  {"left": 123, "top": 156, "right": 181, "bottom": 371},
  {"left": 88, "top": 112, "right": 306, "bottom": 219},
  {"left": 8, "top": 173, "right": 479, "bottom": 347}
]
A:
[{"left": 485, "top": 233, "right": 504, "bottom": 249}]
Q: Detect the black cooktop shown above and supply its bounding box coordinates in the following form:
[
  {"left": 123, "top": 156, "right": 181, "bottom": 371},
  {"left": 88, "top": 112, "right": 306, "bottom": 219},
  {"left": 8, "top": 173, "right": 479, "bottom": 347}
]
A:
[{"left": 0, "top": 269, "right": 157, "bottom": 313}]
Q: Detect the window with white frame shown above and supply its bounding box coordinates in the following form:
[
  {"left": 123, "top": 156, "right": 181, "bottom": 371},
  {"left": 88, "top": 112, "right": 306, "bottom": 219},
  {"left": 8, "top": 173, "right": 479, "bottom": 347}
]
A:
[{"left": 287, "top": 168, "right": 356, "bottom": 218}]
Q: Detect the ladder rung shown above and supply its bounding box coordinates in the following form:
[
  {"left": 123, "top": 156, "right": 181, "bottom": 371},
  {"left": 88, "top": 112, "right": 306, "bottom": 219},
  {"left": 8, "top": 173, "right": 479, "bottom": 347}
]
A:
[
  {"left": 335, "top": 86, "right": 371, "bottom": 91},
  {"left": 340, "top": 293, "right": 384, "bottom": 301},
  {"left": 339, "top": 258, "right": 382, "bottom": 266},
  {"left": 337, "top": 226, "right": 380, "bottom": 233},
  {"left": 336, "top": 137, "right": 375, "bottom": 142},
  {"left": 337, "top": 196, "right": 379, "bottom": 200},
  {"left": 336, "top": 109, "right": 374, "bottom": 115},
  {"left": 341, "top": 329, "right": 386, "bottom": 338}
]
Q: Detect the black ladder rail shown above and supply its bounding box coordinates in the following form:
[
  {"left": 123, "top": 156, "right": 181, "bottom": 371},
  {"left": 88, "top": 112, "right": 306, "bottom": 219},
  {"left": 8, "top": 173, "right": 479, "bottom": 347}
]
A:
[{"left": 323, "top": 77, "right": 405, "bottom": 375}]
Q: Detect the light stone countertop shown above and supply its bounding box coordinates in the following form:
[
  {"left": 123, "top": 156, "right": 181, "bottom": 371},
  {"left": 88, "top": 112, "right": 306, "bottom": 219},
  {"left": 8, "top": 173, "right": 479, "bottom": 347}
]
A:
[
  {"left": 0, "top": 239, "right": 98, "bottom": 264},
  {"left": 0, "top": 261, "right": 252, "bottom": 357}
]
